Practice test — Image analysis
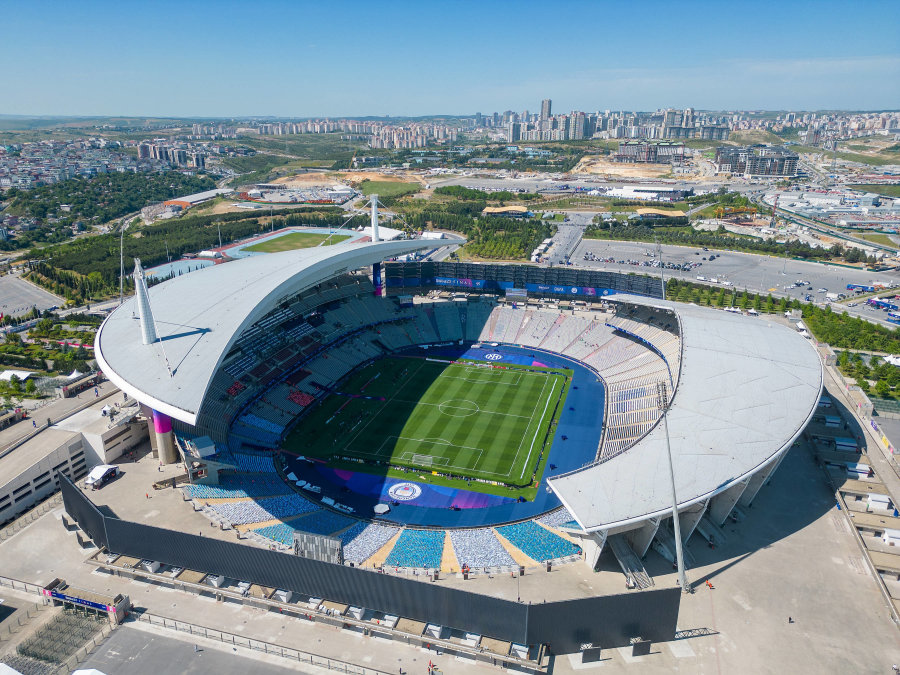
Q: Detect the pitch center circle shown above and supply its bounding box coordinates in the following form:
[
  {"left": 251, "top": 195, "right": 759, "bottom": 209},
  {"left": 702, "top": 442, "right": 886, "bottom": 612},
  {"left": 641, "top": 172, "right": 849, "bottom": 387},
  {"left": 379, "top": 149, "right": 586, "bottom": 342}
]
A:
[{"left": 438, "top": 399, "right": 480, "bottom": 417}]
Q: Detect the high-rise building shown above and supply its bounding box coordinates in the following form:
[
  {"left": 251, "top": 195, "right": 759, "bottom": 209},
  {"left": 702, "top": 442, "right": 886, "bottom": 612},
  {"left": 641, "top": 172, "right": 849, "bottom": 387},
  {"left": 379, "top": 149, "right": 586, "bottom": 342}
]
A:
[
  {"left": 507, "top": 122, "right": 521, "bottom": 143},
  {"left": 540, "top": 99, "right": 552, "bottom": 121}
]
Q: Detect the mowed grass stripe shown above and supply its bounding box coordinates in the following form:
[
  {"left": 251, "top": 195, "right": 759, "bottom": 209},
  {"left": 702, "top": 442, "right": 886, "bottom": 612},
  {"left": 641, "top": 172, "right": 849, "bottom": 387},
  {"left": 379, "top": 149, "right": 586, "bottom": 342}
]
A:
[{"left": 285, "top": 356, "right": 567, "bottom": 486}]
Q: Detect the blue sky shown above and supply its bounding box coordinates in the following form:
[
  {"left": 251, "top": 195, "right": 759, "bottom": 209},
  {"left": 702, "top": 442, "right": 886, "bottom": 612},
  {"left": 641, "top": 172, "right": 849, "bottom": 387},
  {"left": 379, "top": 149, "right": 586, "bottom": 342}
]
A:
[{"left": 2, "top": 0, "right": 898, "bottom": 117}]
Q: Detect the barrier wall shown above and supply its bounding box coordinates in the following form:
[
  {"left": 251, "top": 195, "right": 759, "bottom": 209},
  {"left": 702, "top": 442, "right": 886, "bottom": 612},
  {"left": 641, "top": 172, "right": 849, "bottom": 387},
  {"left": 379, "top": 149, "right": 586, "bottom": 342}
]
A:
[
  {"left": 60, "top": 474, "right": 679, "bottom": 652},
  {"left": 384, "top": 262, "right": 665, "bottom": 300}
]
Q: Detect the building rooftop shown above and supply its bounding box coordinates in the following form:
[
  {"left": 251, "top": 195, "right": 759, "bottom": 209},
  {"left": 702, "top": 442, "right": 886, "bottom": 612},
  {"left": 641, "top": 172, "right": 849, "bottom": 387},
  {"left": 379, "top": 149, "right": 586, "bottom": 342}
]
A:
[
  {"left": 549, "top": 294, "right": 823, "bottom": 531},
  {"left": 95, "top": 239, "right": 439, "bottom": 425},
  {"left": 0, "top": 427, "right": 81, "bottom": 485}
]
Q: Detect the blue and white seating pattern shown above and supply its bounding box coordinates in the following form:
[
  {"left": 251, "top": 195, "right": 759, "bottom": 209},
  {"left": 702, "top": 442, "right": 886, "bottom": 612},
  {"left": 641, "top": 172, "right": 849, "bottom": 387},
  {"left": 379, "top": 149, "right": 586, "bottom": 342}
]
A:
[
  {"left": 449, "top": 528, "right": 514, "bottom": 568},
  {"left": 340, "top": 522, "right": 400, "bottom": 564},
  {"left": 495, "top": 522, "right": 581, "bottom": 562},
  {"left": 183, "top": 475, "right": 290, "bottom": 500},
  {"left": 208, "top": 493, "right": 319, "bottom": 525},
  {"left": 536, "top": 507, "right": 577, "bottom": 528},
  {"left": 384, "top": 529, "right": 445, "bottom": 569},
  {"left": 291, "top": 509, "right": 356, "bottom": 536}
]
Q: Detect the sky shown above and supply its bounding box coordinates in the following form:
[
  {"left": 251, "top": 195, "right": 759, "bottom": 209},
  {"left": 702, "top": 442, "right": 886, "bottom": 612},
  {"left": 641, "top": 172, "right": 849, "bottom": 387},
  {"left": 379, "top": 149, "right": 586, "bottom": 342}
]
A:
[{"left": 1, "top": 0, "right": 898, "bottom": 117}]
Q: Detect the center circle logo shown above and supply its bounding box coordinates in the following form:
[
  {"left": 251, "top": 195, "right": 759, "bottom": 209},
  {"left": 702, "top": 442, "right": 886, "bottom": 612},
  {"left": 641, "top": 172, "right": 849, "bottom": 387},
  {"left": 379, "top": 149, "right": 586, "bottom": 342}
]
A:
[
  {"left": 388, "top": 482, "right": 422, "bottom": 501},
  {"left": 485, "top": 353, "right": 503, "bottom": 361}
]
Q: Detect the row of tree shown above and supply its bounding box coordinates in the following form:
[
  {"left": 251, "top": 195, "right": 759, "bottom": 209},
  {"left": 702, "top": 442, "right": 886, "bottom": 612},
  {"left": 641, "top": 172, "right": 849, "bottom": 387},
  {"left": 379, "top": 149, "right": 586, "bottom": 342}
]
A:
[
  {"left": 433, "top": 186, "right": 542, "bottom": 202},
  {"left": 403, "top": 206, "right": 552, "bottom": 260},
  {"left": 21, "top": 207, "right": 347, "bottom": 304},
  {"left": 837, "top": 351, "right": 900, "bottom": 399},
  {"left": 586, "top": 222, "right": 843, "bottom": 261}
]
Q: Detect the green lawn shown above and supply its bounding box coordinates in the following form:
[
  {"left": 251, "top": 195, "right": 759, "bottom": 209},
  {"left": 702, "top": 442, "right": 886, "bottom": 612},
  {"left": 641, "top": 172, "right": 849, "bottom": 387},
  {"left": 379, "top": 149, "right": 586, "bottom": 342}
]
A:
[
  {"left": 242, "top": 231, "right": 349, "bottom": 252},
  {"left": 284, "top": 357, "right": 568, "bottom": 496},
  {"left": 859, "top": 233, "right": 899, "bottom": 248},
  {"left": 851, "top": 184, "right": 900, "bottom": 199},
  {"left": 358, "top": 180, "right": 421, "bottom": 198}
]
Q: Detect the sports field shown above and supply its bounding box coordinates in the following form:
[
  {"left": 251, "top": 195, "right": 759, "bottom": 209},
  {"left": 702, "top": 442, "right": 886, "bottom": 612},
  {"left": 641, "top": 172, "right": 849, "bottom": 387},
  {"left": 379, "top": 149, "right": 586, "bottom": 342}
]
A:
[
  {"left": 284, "top": 356, "right": 568, "bottom": 494},
  {"left": 243, "top": 231, "right": 349, "bottom": 253}
]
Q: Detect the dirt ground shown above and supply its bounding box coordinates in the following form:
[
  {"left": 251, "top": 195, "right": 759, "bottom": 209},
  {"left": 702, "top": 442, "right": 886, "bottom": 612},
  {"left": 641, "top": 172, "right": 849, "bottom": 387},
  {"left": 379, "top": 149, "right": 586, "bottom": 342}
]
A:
[
  {"left": 273, "top": 170, "right": 429, "bottom": 188},
  {"left": 571, "top": 156, "right": 675, "bottom": 178}
]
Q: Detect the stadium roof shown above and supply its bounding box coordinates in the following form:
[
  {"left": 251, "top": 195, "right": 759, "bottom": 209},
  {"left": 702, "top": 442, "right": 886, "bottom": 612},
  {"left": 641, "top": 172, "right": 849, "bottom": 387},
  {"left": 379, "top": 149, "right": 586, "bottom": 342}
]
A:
[
  {"left": 95, "top": 239, "right": 437, "bottom": 425},
  {"left": 548, "top": 294, "right": 823, "bottom": 532}
]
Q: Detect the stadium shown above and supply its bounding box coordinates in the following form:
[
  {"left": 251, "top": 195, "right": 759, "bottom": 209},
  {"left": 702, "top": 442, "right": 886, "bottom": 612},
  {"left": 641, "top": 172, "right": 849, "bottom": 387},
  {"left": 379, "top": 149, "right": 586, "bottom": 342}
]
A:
[{"left": 76, "top": 230, "right": 823, "bottom": 660}]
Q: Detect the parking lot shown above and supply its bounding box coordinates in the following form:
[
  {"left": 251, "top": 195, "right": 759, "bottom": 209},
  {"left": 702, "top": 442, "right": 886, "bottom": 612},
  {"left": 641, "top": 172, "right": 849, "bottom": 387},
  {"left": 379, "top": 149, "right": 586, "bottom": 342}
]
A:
[
  {"left": 572, "top": 239, "right": 900, "bottom": 325},
  {"left": 0, "top": 273, "right": 62, "bottom": 317}
]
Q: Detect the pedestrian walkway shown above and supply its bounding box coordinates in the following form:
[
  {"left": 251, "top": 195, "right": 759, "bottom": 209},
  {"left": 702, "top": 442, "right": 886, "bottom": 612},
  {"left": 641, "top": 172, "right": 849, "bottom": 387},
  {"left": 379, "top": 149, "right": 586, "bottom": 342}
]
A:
[
  {"left": 0, "top": 381, "right": 118, "bottom": 452},
  {"left": 823, "top": 364, "right": 900, "bottom": 510}
]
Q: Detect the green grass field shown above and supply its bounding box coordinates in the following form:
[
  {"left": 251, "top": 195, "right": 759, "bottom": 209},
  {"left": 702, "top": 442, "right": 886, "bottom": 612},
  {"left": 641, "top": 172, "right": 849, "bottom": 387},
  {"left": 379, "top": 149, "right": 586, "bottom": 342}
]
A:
[
  {"left": 284, "top": 357, "right": 568, "bottom": 495},
  {"left": 243, "top": 232, "right": 350, "bottom": 253},
  {"left": 852, "top": 184, "right": 900, "bottom": 199},
  {"left": 357, "top": 180, "right": 421, "bottom": 198}
]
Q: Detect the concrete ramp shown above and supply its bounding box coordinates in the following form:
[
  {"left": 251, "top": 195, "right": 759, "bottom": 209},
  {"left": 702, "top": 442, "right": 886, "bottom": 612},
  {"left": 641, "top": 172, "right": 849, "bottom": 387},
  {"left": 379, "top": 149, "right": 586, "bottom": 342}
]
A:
[{"left": 608, "top": 534, "right": 653, "bottom": 589}]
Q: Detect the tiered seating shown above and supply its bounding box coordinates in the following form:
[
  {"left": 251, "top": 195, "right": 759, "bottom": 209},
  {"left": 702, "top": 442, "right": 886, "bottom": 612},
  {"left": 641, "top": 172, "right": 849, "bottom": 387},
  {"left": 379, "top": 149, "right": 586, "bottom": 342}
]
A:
[
  {"left": 500, "top": 307, "right": 526, "bottom": 344},
  {"left": 340, "top": 522, "right": 400, "bottom": 564},
  {"left": 495, "top": 522, "right": 581, "bottom": 562},
  {"left": 252, "top": 523, "right": 299, "bottom": 546},
  {"left": 536, "top": 507, "right": 577, "bottom": 528},
  {"left": 238, "top": 413, "right": 285, "bottom": 436},
  {"left": 467, "top": 302, "right": 495, "bottom": 342},
  {"left": 432, "top": 301, "right": 463, "bottom": 342},
  {"left": 488, "top": 306, "right": 514, "bottom": 341},
  {"left": 600, "top": 380, "right": 664, "bottom": 459},
  {"left": 561, "top": 321, "right": 616, "bottom": 361},
  {"left": 514, "top": 310, "right": 557, "bottom": 347},
  {"left": 410, "top": 306, "right": 440, "bottom": 343},
  {"left": 230, "top": 452, "right": 277, "bottom": 473},
  {"left": 183, "top": 474, "right": 290, "bottom": 500},
  {"left": 208, "top": 493, "right": 319, "bottom": 525},
  {"left": 449, "top": 528, "right": 515, "bottom": 568},
  {"left": 291, "top": 509, "right": 356, "bottom": 536},
  {"left": 540, "top": 315, "right": 592, "bottom": 353},
  {"left": 384, "top": 529, "right": 446, "bottom": 569}
]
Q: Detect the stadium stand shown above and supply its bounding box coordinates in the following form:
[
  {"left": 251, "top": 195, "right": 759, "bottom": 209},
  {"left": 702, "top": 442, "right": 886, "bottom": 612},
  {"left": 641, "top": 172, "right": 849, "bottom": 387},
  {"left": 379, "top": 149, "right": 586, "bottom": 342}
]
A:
[
  {"left": 449, "top": 528, "right": 515, "bottom": 568},
  {"left": 495, "top": 521, "right": 581, "bottom": 562},
  {"left": 340, "top": 522, "right": 401, "bottom": 565},
  {"left": 536, "top": 507, "right": 577, "bottom": 529},
  {"left": 291, "top": 509, "right": 357, "bottom": 536},
  {"left": 183, "top": 474, "right": 290, "bottom": 500},
  {"left": 186, "top": 285, "right": 683, "bottom": 573},
  {"left": 206, "top": 493, "right": 319, "bottom": 525},
  {"left": 384, "top": 529, "right": 446, "bottom": 569},
  {"left": 252, "top": 523, "right": 300, "bottom": 546}
]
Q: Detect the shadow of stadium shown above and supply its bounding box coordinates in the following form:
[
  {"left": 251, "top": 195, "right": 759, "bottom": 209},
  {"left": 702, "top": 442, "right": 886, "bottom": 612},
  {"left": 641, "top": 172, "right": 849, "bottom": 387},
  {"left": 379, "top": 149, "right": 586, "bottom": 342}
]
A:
[{"left": 595, "top": 435, "right": 837, "bottom": 582}]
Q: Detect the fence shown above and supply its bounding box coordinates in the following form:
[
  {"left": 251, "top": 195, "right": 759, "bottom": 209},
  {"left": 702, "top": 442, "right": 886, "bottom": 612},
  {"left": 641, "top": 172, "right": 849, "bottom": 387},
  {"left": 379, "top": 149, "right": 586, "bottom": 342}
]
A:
[
  {"left": 54, "top": 621, "right": 114, "bottom": 673},
  {"left": 0, "top": 494, "right": 63, "bottom": 542},
  {"left": 134, "top": 611, "right": 392, "bottom": 675},
  {"left": 0, "top": 598, "right": 47, "bottom": 642}
]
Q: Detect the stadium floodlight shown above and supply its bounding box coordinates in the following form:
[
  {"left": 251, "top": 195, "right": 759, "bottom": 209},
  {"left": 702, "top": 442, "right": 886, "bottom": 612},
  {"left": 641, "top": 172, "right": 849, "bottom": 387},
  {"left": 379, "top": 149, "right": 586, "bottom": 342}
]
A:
[{"left": 656, "top": 380, "right": 689, "bottom": 593}]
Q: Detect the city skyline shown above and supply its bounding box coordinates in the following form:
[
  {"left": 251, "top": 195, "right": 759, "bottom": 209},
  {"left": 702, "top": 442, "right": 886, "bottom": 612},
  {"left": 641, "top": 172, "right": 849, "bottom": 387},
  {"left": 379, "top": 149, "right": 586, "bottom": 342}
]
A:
[{"left": 1, "top": 0, "right": 898, "bottom": 117}]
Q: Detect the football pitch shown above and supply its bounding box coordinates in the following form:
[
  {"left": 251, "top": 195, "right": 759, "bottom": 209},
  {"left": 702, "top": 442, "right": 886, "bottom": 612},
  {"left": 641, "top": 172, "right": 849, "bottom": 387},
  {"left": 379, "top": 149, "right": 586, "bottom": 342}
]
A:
[
  {"left": 284, "top": 356, "right": 569, "bottom": 492},
  {"left": 242, "top": 231, "right": 349, "bottom": 253}
]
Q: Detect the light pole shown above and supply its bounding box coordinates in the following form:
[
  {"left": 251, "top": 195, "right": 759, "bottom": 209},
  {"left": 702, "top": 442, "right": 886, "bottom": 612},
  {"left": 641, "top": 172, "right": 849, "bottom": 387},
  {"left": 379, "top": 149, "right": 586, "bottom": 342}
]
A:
[{"left": 656, "top": 381, "right": 688, "bottom": 593}]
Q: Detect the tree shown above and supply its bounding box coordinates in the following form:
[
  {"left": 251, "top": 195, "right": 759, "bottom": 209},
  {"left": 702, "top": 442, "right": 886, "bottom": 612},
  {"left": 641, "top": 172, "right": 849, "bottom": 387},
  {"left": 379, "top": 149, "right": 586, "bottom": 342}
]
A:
[
  {"left": 875, "top": 379, "right": 891, "bottom": 399},
  {"left": 24, "top": 379, "right": 36, "bottom": 396}
]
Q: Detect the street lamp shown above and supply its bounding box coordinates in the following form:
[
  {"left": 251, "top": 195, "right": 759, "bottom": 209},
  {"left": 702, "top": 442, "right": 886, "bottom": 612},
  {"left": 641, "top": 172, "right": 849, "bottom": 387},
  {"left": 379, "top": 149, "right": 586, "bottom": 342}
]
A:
[{"left": 656, "top": 381, "right": 689, "bottom": 593}]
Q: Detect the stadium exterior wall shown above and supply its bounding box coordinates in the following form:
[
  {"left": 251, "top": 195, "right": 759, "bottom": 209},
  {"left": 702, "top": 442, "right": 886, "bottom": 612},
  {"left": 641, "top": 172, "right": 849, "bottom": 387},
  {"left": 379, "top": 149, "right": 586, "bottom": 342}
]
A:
[{"left": 59, "top": 474, "right": 680, "bottom": 652}]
